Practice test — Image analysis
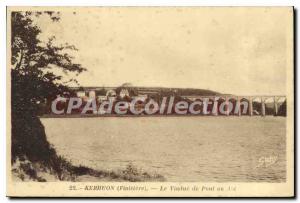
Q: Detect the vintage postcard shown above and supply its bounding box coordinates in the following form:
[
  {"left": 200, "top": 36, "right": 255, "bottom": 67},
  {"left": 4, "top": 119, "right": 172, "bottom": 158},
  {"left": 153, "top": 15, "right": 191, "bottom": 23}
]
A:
[{"left": 6, "top": 7, "right": 294, "bottom": 197}]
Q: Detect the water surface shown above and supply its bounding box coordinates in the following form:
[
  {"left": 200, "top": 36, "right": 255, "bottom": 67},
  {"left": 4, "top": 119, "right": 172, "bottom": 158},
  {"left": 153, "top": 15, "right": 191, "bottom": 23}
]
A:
[{"left": 41, "top": 116, "right": 286, "bottom": 182}]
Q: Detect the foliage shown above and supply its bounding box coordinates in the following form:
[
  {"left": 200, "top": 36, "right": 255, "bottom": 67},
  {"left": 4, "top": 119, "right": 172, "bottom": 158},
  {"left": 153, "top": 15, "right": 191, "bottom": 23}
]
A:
[
  {"left": 11, "top": 11, "right": 85, "bottom": 168},
  {"left": 11, "top": 11, "right": 86, "bottom": 116}
]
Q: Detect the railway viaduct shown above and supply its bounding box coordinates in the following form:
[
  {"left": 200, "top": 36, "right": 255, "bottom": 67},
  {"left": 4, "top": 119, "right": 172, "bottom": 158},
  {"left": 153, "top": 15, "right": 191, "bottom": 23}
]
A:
[{"left": 68, "top": 87, "right": 286, "bottom": 116}]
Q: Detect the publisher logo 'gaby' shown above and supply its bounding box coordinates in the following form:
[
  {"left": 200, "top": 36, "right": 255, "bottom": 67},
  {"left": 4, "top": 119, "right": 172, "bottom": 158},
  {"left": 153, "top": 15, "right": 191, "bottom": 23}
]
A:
[{"left": 51, "top": 96, "right": 248, "bottom": 115}]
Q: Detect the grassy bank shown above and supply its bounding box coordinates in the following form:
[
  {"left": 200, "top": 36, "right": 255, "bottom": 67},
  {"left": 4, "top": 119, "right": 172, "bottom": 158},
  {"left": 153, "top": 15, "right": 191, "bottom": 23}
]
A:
[{"left": 12, "top": 156, "right": 165, "bottom": 182}]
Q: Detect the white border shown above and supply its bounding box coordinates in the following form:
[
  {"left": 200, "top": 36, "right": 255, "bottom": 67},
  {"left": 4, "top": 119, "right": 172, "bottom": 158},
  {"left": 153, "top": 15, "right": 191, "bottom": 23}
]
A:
[
  {"left": 1, "top": 0, "right": 298, "bottom": 202},
  {"left": 0, "top": 0, "right": 296, "bottom": 6}
]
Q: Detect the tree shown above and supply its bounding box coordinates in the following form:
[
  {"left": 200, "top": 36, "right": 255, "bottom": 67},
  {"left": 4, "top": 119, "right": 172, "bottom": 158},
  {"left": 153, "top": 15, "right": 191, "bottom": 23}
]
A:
[
  {"left": 11, "top": 11, "right": 85, "bottom": 115},
  {"left": 11, "top": 11, "right": 86, "bottom": 167}
]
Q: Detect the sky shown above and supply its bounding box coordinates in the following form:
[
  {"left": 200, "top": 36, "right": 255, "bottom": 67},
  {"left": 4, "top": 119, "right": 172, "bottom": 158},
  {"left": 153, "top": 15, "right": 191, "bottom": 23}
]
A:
[{"left": 36, "top": 7, "right": 292, "bottom": 95}]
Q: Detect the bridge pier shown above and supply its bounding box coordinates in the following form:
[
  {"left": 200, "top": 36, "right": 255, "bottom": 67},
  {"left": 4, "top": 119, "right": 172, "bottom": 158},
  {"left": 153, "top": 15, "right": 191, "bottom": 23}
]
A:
[
  {"left": 261, "top": 97, "right": 266, "bottom": 116},
  {"left": 225, "top": 97, "right": 230, "bottom": 116},
  {"left": 236, "top": 97, "right": 241, "bottom": 116},
  {"left": 274, "top": 96, "right": 278, "bottom": 116},
  {"left": 212, "top": 99, "right": 218, "bottom": 116},
  {"left": 249, "top": 98, "right": 253, "bottom": 116}
]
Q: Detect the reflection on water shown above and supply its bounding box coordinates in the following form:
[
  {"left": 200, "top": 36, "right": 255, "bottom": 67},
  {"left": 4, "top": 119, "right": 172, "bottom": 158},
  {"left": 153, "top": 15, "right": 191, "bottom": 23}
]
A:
[{"left": 41, "top": 116, "right": 286, "bottom": 182}]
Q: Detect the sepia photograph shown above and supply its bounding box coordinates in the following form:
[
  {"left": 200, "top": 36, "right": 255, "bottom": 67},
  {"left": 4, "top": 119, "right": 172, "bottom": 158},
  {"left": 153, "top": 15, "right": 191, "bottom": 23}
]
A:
[{"left": 6, "top": 6, "right": 294, "bottom": 197}]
